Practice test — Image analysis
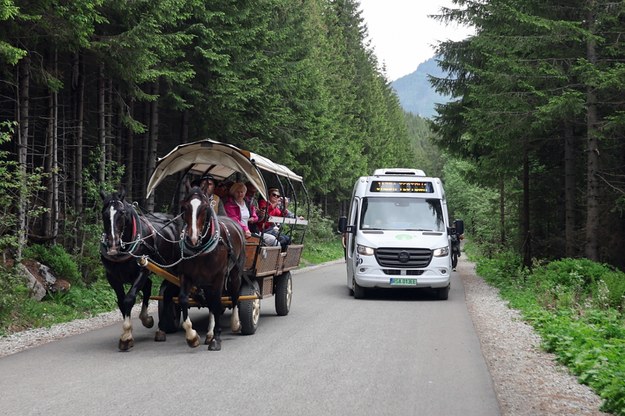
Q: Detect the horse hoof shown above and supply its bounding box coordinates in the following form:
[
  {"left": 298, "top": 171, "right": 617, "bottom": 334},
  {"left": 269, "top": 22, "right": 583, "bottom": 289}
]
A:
[
  {"left": 118, "top": 339, "right": 134, "bottom": 351},
  {"left": 204, "top": 334, "right": 214, "bottom": 345},
  {"left": 154, "top": 330, "right": 166, "bottom": 342},
  {"left": 187, "top": 335, "right": 200, "bottom": 348},
  {"left": 208, "top": 339, "right": 221, "bottom": 351},
  {"left": 142, "top": 316, "right": 154, "bottom": 329}
]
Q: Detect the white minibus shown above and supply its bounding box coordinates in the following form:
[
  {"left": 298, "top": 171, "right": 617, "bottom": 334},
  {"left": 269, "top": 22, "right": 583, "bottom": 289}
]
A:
[{"left": 338, "top": 168, "right": 463, "bottom": 300}]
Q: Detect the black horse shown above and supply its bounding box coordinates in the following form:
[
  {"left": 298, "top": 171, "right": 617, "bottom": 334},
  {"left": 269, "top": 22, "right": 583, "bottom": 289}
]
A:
[
  {"left": 177, "top": 183, "right": 246, "bottom": 351},
  {"left": 100, "top": 190, "right": 180, "bottom": 351}
]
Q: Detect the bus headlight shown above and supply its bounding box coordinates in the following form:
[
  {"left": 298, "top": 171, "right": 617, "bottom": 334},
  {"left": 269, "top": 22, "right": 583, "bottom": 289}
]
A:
[
  {"left": 357, "top": 244, "right": 375, "bottom": 256},
  {"left": 433, "top": 246, "right": 449, "bottom": 257}
]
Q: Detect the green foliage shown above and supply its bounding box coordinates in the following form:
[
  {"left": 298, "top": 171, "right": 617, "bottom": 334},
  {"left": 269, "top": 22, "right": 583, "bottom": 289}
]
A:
[
  {"left": 23, "top": 244, "right": 81, "bottom": 285},
  {"left": 301, "top": 203, "right": 337, "bottom": 242},
  {"left": 75, "top": 216, "right": 105, "bottom": 285},
  {"left": 0, "top": 0, "right": 28, "bottom": 64},
  {"left": 473, "top": 251, "right": 625, "bottom": 415},
  {"left": 0, "top": 265, "right": 29, "bottom": 335},
  {"left": 442, "top": 156, "right": 519, "bottom": 254},
  {"left": 0, "top": 122, "right": 48, "bottom": 257},
  {"left": 432, "top": 0, "right": 625, "bottom": 268},
  {"left": 0, "top": 122, "right": 19, "bottom": 254},
  {"left": 0, "top": 272, "right": 117, "bottom": 336},
  {"left": 301, "top": 238, "right": 343, "bottom": 267},
  {"left": 527, "top": 259, "right": 625, "bottom": 312}
]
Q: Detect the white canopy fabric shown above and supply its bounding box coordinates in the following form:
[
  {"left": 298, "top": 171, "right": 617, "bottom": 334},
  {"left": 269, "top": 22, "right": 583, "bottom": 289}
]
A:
[{"left": 146, "top": 139, "right": 302, "bottom": 199}]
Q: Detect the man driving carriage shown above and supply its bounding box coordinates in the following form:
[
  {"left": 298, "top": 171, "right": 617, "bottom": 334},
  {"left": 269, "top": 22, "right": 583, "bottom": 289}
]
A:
[{"left": 190, "top": 174, "right": 226, "bottom": 215}]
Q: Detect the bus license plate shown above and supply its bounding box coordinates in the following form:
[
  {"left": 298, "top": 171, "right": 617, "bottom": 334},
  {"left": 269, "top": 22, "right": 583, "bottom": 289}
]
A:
[{"left": 390, "top": 278, "right": 417, "bottom": 286}]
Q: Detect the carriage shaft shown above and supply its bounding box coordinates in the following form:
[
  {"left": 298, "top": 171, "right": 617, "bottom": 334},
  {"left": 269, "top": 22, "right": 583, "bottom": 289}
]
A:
[{"left": 137, "top": 256, "right": 180, "bottom": 286}]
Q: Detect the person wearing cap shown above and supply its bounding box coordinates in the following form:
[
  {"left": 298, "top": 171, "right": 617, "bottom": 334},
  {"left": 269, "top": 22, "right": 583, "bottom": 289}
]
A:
[{"left": 191, "top": 174, "right": 225, "bottom": 215}]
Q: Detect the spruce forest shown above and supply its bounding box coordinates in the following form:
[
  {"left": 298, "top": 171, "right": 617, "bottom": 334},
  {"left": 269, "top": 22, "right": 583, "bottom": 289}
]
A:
[
  {"left": 2, "top": 0, "right": 625, "bottom": 274},
  {"left": 432, "top": 0, "right": 625, "bottom": 270}
]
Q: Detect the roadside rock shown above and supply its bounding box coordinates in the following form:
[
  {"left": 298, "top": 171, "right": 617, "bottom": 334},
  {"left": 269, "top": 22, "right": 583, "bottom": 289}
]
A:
[
  {"left": 16, "top": 263, "right": 47, "bottom": 301},
  {"left": 17, "top": 260, "right": 71, "bottom": 300}
]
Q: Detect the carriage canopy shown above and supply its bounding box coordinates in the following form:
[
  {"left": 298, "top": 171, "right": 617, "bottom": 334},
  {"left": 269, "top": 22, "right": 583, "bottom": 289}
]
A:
[{"left": 146, "top": 139, "right": 303, "bottom": 200}]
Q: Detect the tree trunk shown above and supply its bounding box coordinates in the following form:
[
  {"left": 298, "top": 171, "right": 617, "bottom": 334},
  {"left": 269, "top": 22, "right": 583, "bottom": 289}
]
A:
[
  {"left": 499, "top": 178, "right": 505, "bottom": 245},
  {"left": 16, "top": 56, "right": 30, "bottom": 261},
  {"left": 585, "top": 3, "right": 600, "bottom": 261},
  {"left": 76, "top": 53, "right": 84, "bottom": 217},
  {"left": 98, "top": 63, "right": 106, "bottom": 185},
  {"left": 73, "top": 52, "right": 85, "bottom": 253},
  {"left": 44, "top": 82, "right": 54, "bottom": 237},
  {"left": 106, "top": 78, "right": 113, "bottom": 167},
  {"left": 52, "top": 51, "right": 59, "bottom": 242},
  {"left": 522, "top": 141, "right": 531, "bottom": 269},
  {"left": 141, "top": 100, "right": 150, "bottom": 201},
  {"left": 126, "top": 98, "right": 135, "bottom": 200},
  {"left": 44, "top": 49, "right": 59, "bottom": 242},
  {"left": 564, "top": 122, "right": 576, "bottom": 257},
  {"left": 146, "top": 80, "right": 160, "bottom": 212}
]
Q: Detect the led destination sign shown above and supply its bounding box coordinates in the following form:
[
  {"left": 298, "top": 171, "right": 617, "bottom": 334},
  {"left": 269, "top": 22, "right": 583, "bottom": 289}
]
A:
[{"left": 370, "top": 181, "right": 433, "bottom": 193}]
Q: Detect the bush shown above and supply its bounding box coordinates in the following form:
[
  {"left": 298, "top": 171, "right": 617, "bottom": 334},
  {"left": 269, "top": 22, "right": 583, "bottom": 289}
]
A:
[
  {"left": 596, "top": 272, "right": 625, "bottom": 311},
  {"left": 527, "top": 259, "right": 625, "bottom": 311},
  {"left": 23, "top": 244, "right": 81, "bottom": 285}
]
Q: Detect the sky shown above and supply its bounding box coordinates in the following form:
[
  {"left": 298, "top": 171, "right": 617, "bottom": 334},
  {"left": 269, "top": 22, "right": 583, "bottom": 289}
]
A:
[{"left": 357, "top": 0, "right": 474, "bottom": 81}]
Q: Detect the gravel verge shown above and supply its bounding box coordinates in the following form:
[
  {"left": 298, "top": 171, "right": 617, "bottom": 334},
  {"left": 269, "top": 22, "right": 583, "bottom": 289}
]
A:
[{"left": 0, "top": 258, "right": 612, "bottom": 415}]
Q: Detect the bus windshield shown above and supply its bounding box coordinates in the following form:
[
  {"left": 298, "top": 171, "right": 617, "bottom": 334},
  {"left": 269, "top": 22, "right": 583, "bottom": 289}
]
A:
[{"left": 359, "top": 197, "right": 445, "bottom": 232}]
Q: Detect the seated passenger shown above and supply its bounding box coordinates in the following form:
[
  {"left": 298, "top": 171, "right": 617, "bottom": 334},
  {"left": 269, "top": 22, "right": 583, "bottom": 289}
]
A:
[
  {"left": 224, "top": 182, "right": 258, "bottom": 239},
  {"left": 257, "top": 188, "right": 291, "bottom": 248},
  {"left": 244, "top": 181, "right": 261, "bottom": 234}
]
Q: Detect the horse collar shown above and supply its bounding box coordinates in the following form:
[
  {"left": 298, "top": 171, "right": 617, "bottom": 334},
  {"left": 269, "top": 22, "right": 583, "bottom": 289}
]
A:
[{"left": 181, "top": 214, "right": 220, "bottom": 256}]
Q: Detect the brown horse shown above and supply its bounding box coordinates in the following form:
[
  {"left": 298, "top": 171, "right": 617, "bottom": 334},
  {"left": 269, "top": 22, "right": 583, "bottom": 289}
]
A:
[
  {"left": 100, "top": 190, "right": 180, "bottom": 351},
  {"left": 178, "top": 183, "right": 246, "bottom": 350}
]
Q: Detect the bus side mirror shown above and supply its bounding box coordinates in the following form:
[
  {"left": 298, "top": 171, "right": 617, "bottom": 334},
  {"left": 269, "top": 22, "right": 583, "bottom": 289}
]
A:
[
  {"left": 454, "top": 219, "right": 464, "bottom": 235},
  {"left": 338, "top": 216, "right": 351, "bottom": 233}
]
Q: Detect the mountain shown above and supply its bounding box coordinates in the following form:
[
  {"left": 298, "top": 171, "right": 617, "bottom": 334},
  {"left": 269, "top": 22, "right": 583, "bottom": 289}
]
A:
[{"left": 391, "top": 57, "right": 450, "bottom": 119}]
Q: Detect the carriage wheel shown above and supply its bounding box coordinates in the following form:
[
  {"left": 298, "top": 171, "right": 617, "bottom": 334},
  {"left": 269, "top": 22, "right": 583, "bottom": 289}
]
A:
[
  {"left": 239, "top": 280, "right": 260, "bottom": 335},
  {"left": 158, "top": 281, "right": 181, "bottom": 333},
  {"left": 274, "top": 272, "right": 292, "bottom": 316}
]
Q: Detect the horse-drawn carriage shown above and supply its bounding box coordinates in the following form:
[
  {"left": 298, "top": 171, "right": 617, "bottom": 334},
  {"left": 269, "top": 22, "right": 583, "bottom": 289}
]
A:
[{"left": 100, "top": 139, "right": 308, "bottom": 350}]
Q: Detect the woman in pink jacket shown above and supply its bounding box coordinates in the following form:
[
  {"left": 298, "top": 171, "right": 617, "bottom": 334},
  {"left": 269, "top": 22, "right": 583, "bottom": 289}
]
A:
[{"left": 224, "top": 182, "right": 258, "bottom": 238}]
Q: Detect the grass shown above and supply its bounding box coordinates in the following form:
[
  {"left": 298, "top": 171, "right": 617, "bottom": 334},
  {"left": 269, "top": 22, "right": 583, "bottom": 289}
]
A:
[
  {"left": 300, "top": 237, "right": 343, "bottom": 267},
  {"left": 0, "top": 278, "right": 119, "bottom": 335}
]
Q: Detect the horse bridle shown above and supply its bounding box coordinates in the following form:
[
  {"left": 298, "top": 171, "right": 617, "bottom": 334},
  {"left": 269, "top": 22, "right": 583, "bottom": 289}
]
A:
[
  {"left": 181, "top": 190, "right": 220, "bottom": 256},
  {"left": 101, "top": 199, "right": 144, "bottom": 258}
]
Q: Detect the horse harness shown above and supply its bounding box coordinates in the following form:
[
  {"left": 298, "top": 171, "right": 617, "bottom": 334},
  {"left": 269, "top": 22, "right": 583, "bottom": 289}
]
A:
[{"left": 101, "top": 200, "right": 148, "bottom": 262}]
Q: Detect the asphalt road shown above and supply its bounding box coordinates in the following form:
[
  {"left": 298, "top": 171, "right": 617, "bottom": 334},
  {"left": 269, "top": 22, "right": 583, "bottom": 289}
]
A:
[{"left": 0, "top": 262, "right": 500, "bottom": 416}]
